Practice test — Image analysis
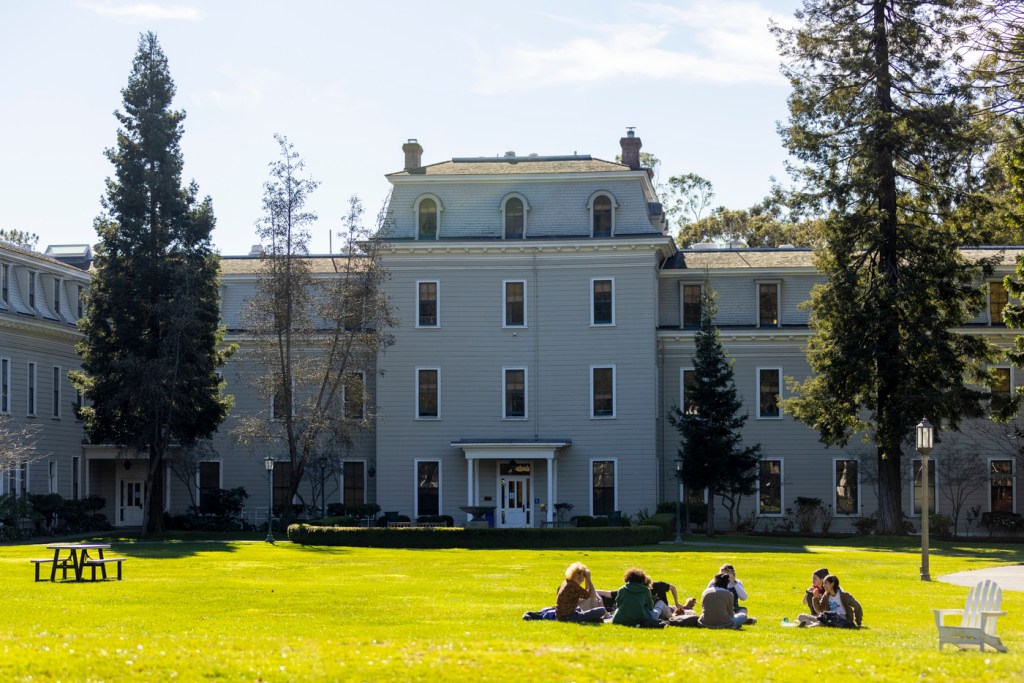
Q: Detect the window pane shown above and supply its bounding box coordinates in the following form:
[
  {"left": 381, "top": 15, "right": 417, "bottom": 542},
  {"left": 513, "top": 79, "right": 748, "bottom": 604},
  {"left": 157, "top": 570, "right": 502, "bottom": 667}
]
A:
[
  {"left": 912, "top": 459, "right": 936, "bottom": 515},
  {"left": 272, "top": 461, "right": 293, "bottom": 509},
  {"left": 418, "top": 198, "right": 437, "bottom": 239},
  {"left": 990, "top": 281, "right": 1008, "bottom": 325},
  {"left": 835, "top": 460, "right": 858, "bottom": 515},
  {"left": 418, "top": 369, "right": 438, "bottom": 418},
  {"left": 418, "top": 282, "right": 437, "bottom": 326},
  {"left": 418, "top": 461, "right": 440, "bottom": 515},
  {"left": 593, "top": 196, "right": 612, "bottom": 237},
  {"left": 759, "top": 369, "right": 780, "bottom": 417},
  {"left": 505, "top": 282, "right": 524, "bottom": 326},
  {"left": 343, "top": 461, "right": 365, "bottom": 507},
  {"left": 593, "top": 280, "right": 613, "bottom": 325},
  {"left": 682, "top": 285, "right": 702, "bottom": 328},
  {"left": 991, "top": 460, "right": 1014, "bottom": 512},
  {"left": 592, "top": 367, "right": 614, "bottom": 417},
  {"left": 505, "top": 198, "right": 524, "bottom": 239},
  {"left": 759, "top": 460, "right": 782, "bottom": 514},
  {"left": 592, "top": 461, "right": 615, "bottom": 516},
  {"left": 759, "top": 283, "right": 778, "bottom": 327},
  {"left": 505, "top": 369, "right": 525, "bottom": 418},
  {"left": 199, "top": 461, "right": 220, "bottom": 514}
]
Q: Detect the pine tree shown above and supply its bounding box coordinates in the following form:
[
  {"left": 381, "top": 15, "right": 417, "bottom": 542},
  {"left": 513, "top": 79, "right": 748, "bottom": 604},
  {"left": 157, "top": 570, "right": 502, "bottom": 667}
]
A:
[
  {"left": 72, "top": 33, "right": 232, "bottom": 532},
  {"left": 668, "top": 285, "right": 761, "bottom": 536},
  {"left": 773, "top": 1, "right": 999, "bottom": 534}
]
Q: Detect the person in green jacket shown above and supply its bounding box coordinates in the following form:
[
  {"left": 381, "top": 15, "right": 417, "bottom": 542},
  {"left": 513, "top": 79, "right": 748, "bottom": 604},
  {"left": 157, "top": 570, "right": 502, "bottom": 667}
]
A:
[{"left": 611, "top": 568, "right": 657, "bottom": 626}]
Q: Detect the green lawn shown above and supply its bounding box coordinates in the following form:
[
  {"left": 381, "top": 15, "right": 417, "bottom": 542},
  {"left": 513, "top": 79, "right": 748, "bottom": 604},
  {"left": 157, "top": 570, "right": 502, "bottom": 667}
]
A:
[{"left": 2, "top": 535, "right": 1023, "bottom": 681}]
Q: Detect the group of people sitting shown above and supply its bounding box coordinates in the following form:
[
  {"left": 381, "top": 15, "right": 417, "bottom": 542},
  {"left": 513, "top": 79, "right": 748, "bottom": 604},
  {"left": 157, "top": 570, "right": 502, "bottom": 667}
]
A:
[{"left": 534, "top": 562, "right": 862, "bottom": 630}]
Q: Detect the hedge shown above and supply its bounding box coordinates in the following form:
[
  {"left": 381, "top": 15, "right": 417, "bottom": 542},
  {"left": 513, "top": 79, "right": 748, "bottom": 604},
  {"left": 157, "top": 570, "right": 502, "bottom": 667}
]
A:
[{"left": 288, "top": 524, "right": 663, "bottom": 549}]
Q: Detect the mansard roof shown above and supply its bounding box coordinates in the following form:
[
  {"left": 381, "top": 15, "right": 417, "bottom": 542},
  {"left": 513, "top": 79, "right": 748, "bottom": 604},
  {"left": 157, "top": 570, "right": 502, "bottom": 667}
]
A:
[
  {"left": 219, "top": 254, "right": 365, "bottom": 276},
  {"left": 387, "top": 154, "right": 629, "bottom": 177},
  {"left": 664, "top": 246, "right": 1024, "bottom": 272}
]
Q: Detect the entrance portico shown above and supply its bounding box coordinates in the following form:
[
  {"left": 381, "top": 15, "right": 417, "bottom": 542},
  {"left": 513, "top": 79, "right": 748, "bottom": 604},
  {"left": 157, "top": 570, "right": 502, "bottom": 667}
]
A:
[{"left": 451, "top": 439, "right": 571, "bottom": 527}]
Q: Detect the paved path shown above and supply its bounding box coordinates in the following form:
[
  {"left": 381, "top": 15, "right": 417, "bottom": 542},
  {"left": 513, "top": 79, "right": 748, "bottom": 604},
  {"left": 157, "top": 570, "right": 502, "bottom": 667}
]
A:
[{"left": 938, "top": 564, "right": 1024, "bottom": 592}]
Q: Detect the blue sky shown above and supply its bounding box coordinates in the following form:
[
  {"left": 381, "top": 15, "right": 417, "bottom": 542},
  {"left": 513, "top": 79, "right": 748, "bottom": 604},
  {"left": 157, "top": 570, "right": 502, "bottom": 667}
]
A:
[{"left": 0, "top": 0, "right": 801, "bottom": 255}]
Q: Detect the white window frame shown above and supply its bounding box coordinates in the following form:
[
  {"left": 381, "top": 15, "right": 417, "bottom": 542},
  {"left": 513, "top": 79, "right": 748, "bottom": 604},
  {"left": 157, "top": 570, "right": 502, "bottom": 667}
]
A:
[
  {"left": 413, "top": 458, "right": 442, "bottom": 518},
  {"left": 991, "top": 366, "right": 1014, "bottom": 395},
  {"left": 680, "top": 367, "right": 697, "bottom": 415},
  {"left": 756, "top": 280, "right": 780, "bottom": 328},
  {"left": 53, "top": 278, "right": 61, "bottom": 315},
  {"left": 502, "top": 280, "right": 527, "bottom": 328},
  {"left": 414, "top": 194, "right": 443, "bottom": 240},
  {"left": 343, "top": 370, "right": 366, "bottom": 420},
  {"left": 27, "top": 271, "right": 36, "bottom": 309},
  {"left": 502, "top": 367, "right": 528, "bottom": 420},
  {"left": 910, "top": 457, "right": 938, "bottom": 517},
  {"left": 48, "top": 460, "right": 57, "bottom": 494},
  {"left": 756, "top": 367, "right": 783, "bottom": 419},
  {"left": 587, "top": 191, "right": 618, "bottom": 238},
  {"left": 500, "top": 193, "right": 530, "bottom": 239},
  {"left": 27, "top": 362, "right": 36, "bottom": 417},
  {"left": 988, "top": 457, "right": 1016, "bottom": 513},
  {"left": 757, "top": 458, "right": 785, "bottom": 517},
  {"left": 833, "top": 457, "right": 861, "bottom": 517},
  {"left": 589, "top": 457, "right": 618, "bottom": 516},
  {"left": 1, "top": 357, "right": 10, "bottom": 414},
  {"left": 340, "top": 459, "right": 369, "bottom": 505},
  {"left": 590, "top": 277, "right": 615, "bottom": 326},
  {"left": 415, "top": 367, "right": 441, "bottom": 420},
  {"left": 52, "top": 365, "right": 61, "bottom": 419},
  {"left": 416, "top": 280, "right": 440, "bottom": 328},
  {"left": 988, "top": 279, "right": 1008, "bottom": 326},
  {"left": 590, "top": 365, "right": 616, "bottom": 419},
  {"left": 269, "top": 377, "right": 294, "bottom": 421},
  {"left": 680, "top": 282, "right": 703, "bottom": 329}
]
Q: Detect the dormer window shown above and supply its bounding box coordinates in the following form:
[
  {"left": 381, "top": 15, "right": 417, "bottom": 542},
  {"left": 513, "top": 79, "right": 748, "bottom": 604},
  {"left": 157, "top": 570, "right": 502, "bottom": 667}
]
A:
[
  {"left": 27, "top": 272, "right": 36, "bottom": 309},
  {"left": 1, "top": 264, "right": 7, "bottom": 305},
  {"left": 588, "top": 192, "right": 617, "bottom": 237},
  {"left": 416, "top": 196, "right": 440, "bottom": 240},
  {"left": 502, "top": 195, "right": 526, "bottom": 239}
]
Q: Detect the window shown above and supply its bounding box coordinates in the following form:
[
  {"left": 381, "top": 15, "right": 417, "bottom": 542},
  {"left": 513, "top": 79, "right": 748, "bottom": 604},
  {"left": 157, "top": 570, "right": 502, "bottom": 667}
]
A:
[
  {"left": 990, "top": 459, "right": 1014, "bottom": 512},
  {"left": 27, "top": 362, "right": 36, "bottom": 416},
  {"left": 270, "top": 376, "right": 289, "bottom": 420},
  {"left": 504, "top": 281, "right": 525, "bottom": 327},
  {"left": 53, "top": 279, "right": 61, "bottom": 315},
  {"left": 417, "top": 368, "right": 439, "bottom": 419},
  {"left": 912, "top": 458, "right": 936, "bottom": 515},
  {"left": 27, "top": 272, "right": 35, "bottom": 308},
  {"left": 417, "top": 460, "right": 440, "bottom": 516},
  {"left": 272, "top": 460, "right": 292, "bottom": 509},
  {"left": 591, "top": 278, "right": 614, "bottom": 326},
  {"left": 344, "top": 371, "right": 365, "bottom": 420},
  {"left": 682, "top": 284, "right": 702, "bottom": 329},
  {"left": 503, "top": 368, "right": 527, "bottom": 419},
  {"left": 417, "top": 281, "right": 439, "bottom": 327},
  {"left": 52, "top": 366, "right": 61, "bottom": 418},
  {"left": 48, "top": 460, "right": 57, "bottom": 494},
  {"left": 417, "top": 197, "right": 438, "bottom": 240},
  {"left": 591, "top": 366, "right": 615, "bottom": 418},
  {"left": 591, "top": 194, "right": 613, "bottom": 237},
  {"left": 989, "top": 280, "right": 1008, "bottom": 325},
  {"left": 77, "top": 285, "right": 84, "bottom": 318},
  {"left": 992, "top": 367, "right": 1013, "bottom": 414},
  {"left": 834, "top": 459, "right": 859, "bottom": 515},
  {"left": 343, "top": 461, "right": 365, "bottom": 507},
  {"left": 758, "top": 282, "right": 779, "bottom": 327},
  {"left": 74, "top": 389, "right": 83, "bottom": 420},
  {"left": 759, "top": 459, "right": 783, "bottom": 515},
  {"left": 504, "top": 196, "right": 525, "bottom": 239},
  {"left": 71, "top": 456, "right": 80, "bottom": 500},
  {"left": 198, "top": 461, "right": 221, "bottom": 514},
  {"left": 680, "top": 368, "right": 698, "bottom": 415},
  {"left": 757, "top": 368, "right": 782, "bottom": 418},
  {"left": 1, "top": 358, "right": 9, "bottom": 413},
  {"left": 592, "top": 460, "right": 616, "bottom": 516}
]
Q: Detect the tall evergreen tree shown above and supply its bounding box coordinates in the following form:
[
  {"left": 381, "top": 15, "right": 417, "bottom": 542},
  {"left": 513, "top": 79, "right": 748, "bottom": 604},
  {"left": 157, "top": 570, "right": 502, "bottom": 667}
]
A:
[
  {"left": 668, "top": 285, "right": 761, "bottom": 536},
  {"left": 72, "top": 33, "right": 232, "bottom": 532},
  {"left": 773, "top": 1, "right": 1000, "bottom": 534}
]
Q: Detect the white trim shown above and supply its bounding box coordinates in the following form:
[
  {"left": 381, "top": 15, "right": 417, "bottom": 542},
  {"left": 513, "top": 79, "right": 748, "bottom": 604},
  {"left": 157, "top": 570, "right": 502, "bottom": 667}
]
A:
[
  {"left": 195, "top": 459, "right": 224, "bottom": 510},
  {"left": 48, "top": 459, "right": 57, "bottom": 494},
  {"left": 415, "top": 279, "right": 440, "bottom": 328},
  {"left": 414, "top": 458, "right": 442, "bottom": 518},
  {"left": 501, "top": 366, "right": 528, "bottom": 420},
  {"left": 586, "top": 191, "right": 618, "bottom": 238},
  {"left": 832, "top": 457, "right": 861, "bottom": 517},
  {"left": 988, "top": 279, "right": 1008, "bottom": 326},
  {"left": 502, "top": 280, "right": 527, "bottom": 328},
  {"left": 590, "top": 277, "right": 616, "bottom": 326},
  {"left": 988, "top": 457, "right": 1016, "bottom": 513},
  {"left": 71, "top": 455, "right": 80, "bottom": 500},
  {"left": 910, "top": 457, "right": 938, "bottom": 517},
  {"left": 990, "top": 366, "right": 1014, "bottom": 396},
  {"left": 757, "top": 458, "right": 785, "bottom": 517},
  {"left": 756, "top": 367, "right": 783, "bottom": 419},
  {"left": 414, "top": 194, "right": 443, "bottom": 240},
  {"left": 589, "top": 457, "right": 618, "bottom": 516},
  {"left": 415, "top": 366, "right": 441, "bottom": 420},
  {"left": 756, "top": 280, "right": 780, "bottom": 328},
  {"left": 590, "top": 365, "right": 616, "bottom": 419},
  {"left": 26, "top": 361, "right": 36, "bottom": 417},
  {"left": 340, "top": 459, "right": 368, "bottom": 505},
  {"left": 499, "top": 193, "right": 530, "bottom": 239}
]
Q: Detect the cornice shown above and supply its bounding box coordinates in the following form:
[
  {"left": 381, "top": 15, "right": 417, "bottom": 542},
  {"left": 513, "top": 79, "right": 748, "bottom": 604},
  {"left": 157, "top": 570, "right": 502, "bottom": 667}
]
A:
[
  {"left": 381, "top": 237, "right": 673, "bottom": 259},
  {"left": 387, "top": 170, "right": 645, "bottom": 186},
  {"left": 0, "top": 314, "right": 82, "bottom": 341}
]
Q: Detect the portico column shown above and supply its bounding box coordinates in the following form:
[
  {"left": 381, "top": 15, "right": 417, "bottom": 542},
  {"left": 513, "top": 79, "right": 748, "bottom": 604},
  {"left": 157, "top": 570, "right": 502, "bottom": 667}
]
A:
[
  {"left": 546, "top": 457, "right": 554, "bottom": 524},
  {"left": 466, "top": 457, "right": 475, "bottom": 524}
]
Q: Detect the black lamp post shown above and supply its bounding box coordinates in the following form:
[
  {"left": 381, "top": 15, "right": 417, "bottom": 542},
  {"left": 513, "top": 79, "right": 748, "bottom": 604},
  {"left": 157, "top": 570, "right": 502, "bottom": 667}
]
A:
[
  {"left": 263, "top": 456, "right": 276, "bottom": 544},
  {"left": 915, "top": 418, "right": 934, "bottom": 581},
  {"left": 674, "top": 457, "right": 684, "bottom": 544}
]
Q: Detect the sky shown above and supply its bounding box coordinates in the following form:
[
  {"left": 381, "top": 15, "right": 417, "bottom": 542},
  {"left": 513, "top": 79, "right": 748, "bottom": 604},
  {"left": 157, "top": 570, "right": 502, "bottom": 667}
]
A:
[{"left": 0, "top": 0, "right": 802, "bottom": 256}]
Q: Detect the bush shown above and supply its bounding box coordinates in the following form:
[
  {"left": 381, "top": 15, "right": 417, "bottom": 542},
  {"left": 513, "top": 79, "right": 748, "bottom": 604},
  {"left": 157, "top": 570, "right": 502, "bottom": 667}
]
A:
[
  {"left": 288, "top": 524, "right": 663, "bottom": 548},
  {"left": 795, "top": 497, "right": 824, "bottom": 534},
  {"left": 980, "top": 511, "right": 1024, "bottom": 536},
  {"left": 645, "top": 512, "right": 677, "bottom": 540},
  {"left": 929, "top": 513, "right": 954, "bottom": 540},
  {"left": 852, "top": 514, "right": 877, "bottom": 535},
  {"left": 572, "top": 515, "right": 607, "bottom": 527}
]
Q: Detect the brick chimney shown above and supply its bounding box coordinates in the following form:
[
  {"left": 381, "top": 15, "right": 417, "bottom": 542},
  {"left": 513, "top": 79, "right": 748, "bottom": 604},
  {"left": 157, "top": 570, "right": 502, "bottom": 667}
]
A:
[
  {"left": 402, "top": 139, "right": 423, "bottom": 171},
  {"left": 619, "top": 128, "right": 641, "bottom": 170}
]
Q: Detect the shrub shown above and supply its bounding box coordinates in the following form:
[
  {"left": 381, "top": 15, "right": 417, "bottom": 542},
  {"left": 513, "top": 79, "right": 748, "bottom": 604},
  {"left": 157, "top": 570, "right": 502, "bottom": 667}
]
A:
[
  {"left": 572, "top": 515, "right": 608, "bottom": 527},
  {"left": 852, "top": 514, "right": 877, "bottom": 536},
  {"left": 794, "top": 497, "right": 824, "bottom": 534},
  {"left": 288, "top": 524, "right": 663, "bottom": 548},
  {"left": 929, "top": 513, "right": 954, "bottom": 540},
  {"left": 645, "top": 512, "right": 677, "bottom": 540},
  {"left": 980, "top": 511, "right": 1024, "bottom": 536}
]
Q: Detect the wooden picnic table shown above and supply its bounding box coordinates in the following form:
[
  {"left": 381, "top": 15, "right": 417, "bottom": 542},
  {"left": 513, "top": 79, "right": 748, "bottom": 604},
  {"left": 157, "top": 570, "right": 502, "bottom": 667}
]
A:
[{"left": 35, "top": 543, "right": 120, "bottom": 582}]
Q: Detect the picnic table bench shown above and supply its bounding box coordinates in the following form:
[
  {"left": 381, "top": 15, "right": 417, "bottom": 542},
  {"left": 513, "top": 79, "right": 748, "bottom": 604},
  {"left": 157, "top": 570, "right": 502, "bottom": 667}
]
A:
[{"left": 30, "top": 543, "right": 126, "bottom": 582}]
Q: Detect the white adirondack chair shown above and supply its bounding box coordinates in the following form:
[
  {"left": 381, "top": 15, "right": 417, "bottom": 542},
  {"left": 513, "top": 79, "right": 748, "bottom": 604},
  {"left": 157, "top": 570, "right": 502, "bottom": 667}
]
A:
[{"left": 933, "top": 580, "right": 1008, "bottom": 652}]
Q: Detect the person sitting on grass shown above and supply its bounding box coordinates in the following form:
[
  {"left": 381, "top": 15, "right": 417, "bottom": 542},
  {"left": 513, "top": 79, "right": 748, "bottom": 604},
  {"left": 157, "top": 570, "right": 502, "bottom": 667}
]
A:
[
  {"left": 555, "top": 562, "right": 607, "bottom": 623},
  {"left": 797, "top": 574, "right": 863, "bottom": 629},
  {"left": 802, "top": 567, "right": 829, "bottom": 615},
  {"left": 611, "top": 567, "right": 658, "bottom": 627},
  {"left": 706, "top": 563, "right": 756, "bottom": 625},
  {"left": 698, "top": 572, "right": 747, "bottom": 629},
  {"left": 649, "top": 579, "right": 696, "bottom": 619}
]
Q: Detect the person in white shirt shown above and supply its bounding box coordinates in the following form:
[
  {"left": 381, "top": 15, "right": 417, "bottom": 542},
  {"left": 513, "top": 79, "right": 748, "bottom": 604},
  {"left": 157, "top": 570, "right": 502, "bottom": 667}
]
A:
[{"left": 706, "top": 563, "right": 756, "bottom": 625}]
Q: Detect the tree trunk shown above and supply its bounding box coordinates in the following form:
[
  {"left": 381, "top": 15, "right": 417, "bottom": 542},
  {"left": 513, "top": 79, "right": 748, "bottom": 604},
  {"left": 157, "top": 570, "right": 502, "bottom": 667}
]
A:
[
  {"left": 875, "top": 443, "right": 903, "bottom": 534},
  {"left": 706, "top": 493, "right": 716, "bottom": 537},
  {"left": 145, "top": 442, "right": 166, "bottom": 533}
]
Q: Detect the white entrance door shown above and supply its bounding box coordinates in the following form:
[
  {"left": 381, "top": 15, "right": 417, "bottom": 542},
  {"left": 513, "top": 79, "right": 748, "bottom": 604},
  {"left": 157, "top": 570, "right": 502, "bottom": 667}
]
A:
[
  {"left": 118, "top": 474, "right": 146, "bottom": 526},
  {"left": 499, "top": 475, "right": 531, "bottom": 528}
]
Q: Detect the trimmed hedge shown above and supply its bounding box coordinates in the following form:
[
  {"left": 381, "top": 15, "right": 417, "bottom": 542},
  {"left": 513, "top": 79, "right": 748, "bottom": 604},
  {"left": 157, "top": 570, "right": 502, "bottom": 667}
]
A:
[{"left": 288, "top": 523, "right": 663, "bottom": 548}]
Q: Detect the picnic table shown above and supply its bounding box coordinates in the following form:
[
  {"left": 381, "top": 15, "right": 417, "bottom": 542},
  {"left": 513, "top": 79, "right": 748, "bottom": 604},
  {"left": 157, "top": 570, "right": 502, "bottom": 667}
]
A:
[{"left": 31, "top": 543, "right": 125, "bottom": 582}]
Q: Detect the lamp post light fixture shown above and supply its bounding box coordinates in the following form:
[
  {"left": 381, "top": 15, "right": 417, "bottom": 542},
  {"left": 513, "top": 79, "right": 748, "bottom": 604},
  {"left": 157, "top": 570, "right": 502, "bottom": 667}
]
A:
[
  {"left": 674, "top": 457, "right": 684, "bottom": 544},
  {"left": 263, "top": 456, "right": 276, "bottom": 544},
  {"left": 915, "top": 418, "right": 934, "bottom": 581}
]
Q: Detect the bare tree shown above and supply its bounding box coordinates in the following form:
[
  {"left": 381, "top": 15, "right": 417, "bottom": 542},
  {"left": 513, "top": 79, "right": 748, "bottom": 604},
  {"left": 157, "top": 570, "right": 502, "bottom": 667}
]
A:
[
  {"left": 932, "top": 431, "right": 990, "bottom": 537},
  {"left": 0, "top": 414, "right": 43, "bottom": 474},
  {"left": 167, "top": 439, "right": 218, "bottom": 508}
]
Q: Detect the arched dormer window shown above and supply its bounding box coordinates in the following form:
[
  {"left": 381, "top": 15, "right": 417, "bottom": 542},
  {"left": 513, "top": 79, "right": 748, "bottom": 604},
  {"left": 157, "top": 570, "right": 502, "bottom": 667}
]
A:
[
  {"left": 500, "top": 193, "right": 530, "bottom": 239},
  {"left": 588, "top": 191, "right": 617, "bottom": 238},
  {"left": 415, "top": 195, "right": 442, "bottom": 240}
]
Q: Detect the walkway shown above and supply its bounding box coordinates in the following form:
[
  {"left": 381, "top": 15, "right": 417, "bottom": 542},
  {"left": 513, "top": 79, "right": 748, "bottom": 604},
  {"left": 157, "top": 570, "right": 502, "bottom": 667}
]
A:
[{"left": 938, "top": 564, "right": 1024, "bottom": 592}]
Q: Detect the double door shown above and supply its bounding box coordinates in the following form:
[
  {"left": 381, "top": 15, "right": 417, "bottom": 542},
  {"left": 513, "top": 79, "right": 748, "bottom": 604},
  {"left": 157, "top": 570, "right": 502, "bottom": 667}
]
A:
[{"left": 499, "top": 475, "right": 531, "bottom": 528}]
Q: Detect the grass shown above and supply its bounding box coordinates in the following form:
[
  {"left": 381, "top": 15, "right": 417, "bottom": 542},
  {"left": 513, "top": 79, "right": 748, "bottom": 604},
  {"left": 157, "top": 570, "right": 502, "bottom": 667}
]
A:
[{"left": 1, "top": 535, "right": 1023, "bottom": 681}]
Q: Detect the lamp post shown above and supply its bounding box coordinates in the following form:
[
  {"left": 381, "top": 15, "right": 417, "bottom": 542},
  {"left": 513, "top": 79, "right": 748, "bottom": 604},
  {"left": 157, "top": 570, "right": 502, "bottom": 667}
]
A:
[
  {"left": 916, "top": 418, "right": 934, "bottom": 581},
  {"left": 263, "top": 456, "right": 276, "bottom": 544},
  {"left": 674, "top": 458, "right": 684, "bottom": 544}
]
